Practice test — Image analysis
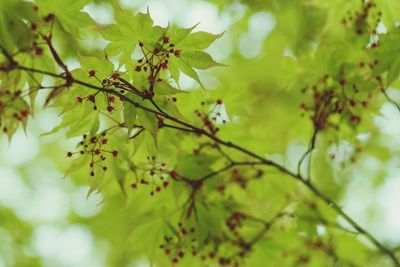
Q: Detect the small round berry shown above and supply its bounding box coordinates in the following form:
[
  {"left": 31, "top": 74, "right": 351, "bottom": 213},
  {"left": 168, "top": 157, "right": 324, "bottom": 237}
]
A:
[
  {"left": 35, "top": 48, "right": 43, "bottom": 56},
  {"left": 163, "top": 35, "right": 170, "bottom": 43},
  {"left": 169, "top": 170, "right": 177, "bottom": 178},
  {"left": 174, "top": 50, "right": 181, "bottom": 57},
  {"left": 88, "top": 95, "right": 95, "bottom": 103},
  {"left": 160, "top": 62, "right": 168, "bottom": 69},
  {"left": 111, "top": 73, "right": 120, "bottom": 80}
]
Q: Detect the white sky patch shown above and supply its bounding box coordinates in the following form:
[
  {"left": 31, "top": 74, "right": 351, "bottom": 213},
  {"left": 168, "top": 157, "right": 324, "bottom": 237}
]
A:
[
  {"left": 177, "top": 73, "right": 197, "bottom": 90},
  {"left": 238, "top": 11, "right": 275, "bottom": 59},
  {"left": 83, "top": 3, "right": 115, "bottom": 25},
  {"left": 72, "top": 187, "right": 103, "bottom": 218},
  {"left": 374, "top": 103, "right": 400, "bottom": 148},
  {"left": 0, "top": 167, "right": 29, "bottom": 209},
  {"left": 16, "top": 185, "right": 70, "bottom": 222},
  {"left": 146, "top": 1, "right": 176, "bottom": 27},
  {"left": 376, "top": 21, "right": 388, "bottom": 34},
  {"left": 79, "top": 36, "right": 109, "bottom": 53},
  {"left": 32, "top": 225, "right": 95, "bottom": 266},
  {"left": 185, "top": 2, "right": 229, "bottom": 33},
  {"left": 316, "top": 225, "right": 326, "bottom": 236},
  {"left": 239, "top": 32, "right": 264, "bottom": 59},
  {"left": 285, "top": 141, "right": 309, "bottom": 173},
  {"left": 342, "top": 178, "right": 375, "bottom": 228},
  {"left": 327, "top": 141, "right": 355, "bottom": 168},
  {"left": 0, "top": 130, "right": 39, "bottom": 166},
  {"left": 248, "top": 11, "right": 275, "bottom": 41},
  {"left": 283, "top": 48, "right": 296, "bottom": 59},
  {"left": 342, "top": 155, "right": 400, "bottom": 245},
  {"left": 375, "top": 177, "right": 400, "bottom": 243},
  {"left": 64, "top": 58, "right": 80, "bottom": 71}
]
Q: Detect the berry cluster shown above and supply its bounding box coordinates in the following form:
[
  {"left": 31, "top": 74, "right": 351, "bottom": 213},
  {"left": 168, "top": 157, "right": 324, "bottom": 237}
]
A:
[
  {"left": 159, "top": 212, "right": 267, "bottom": 266},
  {"left": 194, "top": 99, "right": 226, "bottom": 136},
  {"left": 0, "top": 90, "right": 29, "bottom": 134},
  {"left": 135, "top": 35, "right": 181, "bottom": 87},
  {"left": 159, "top": 222, "right": 198, "bottom": 265},
  {"left": 299, "top": 75, "right": 375, "bottom": 131},
  {"left": 130, "top": 156, "right": 171, "bottom": 196},
  {"left": 341, "top": 1, "right": 382, "bottom": 38},
  {"left": 159, "top": 219, "right": 243, "bottom": 267},
  {"left": 76, "top": 71, "right": 127, "bottom": 112},
  {"left": 217, "top": 168, "right": 264, "bottom": 195},
  {"left": 66, "top": 133, "right": 118, "bottom": 176},
  {"left": 292, "top": 238, "right": 337, "bottom": 265},
  {"left": 29, "top": 7, "right": 57, "bottom": 57}
]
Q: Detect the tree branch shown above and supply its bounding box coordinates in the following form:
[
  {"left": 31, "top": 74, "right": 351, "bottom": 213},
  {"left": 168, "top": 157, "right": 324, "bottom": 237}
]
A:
[{"left": 2, "top": 54, "right": 398, "bottom": 266}]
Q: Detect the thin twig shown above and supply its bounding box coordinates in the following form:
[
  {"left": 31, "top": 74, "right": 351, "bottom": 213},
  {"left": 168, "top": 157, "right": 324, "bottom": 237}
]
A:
[
  {"left": 297, "top": 127, "right": 318, "bottom": 180},
  {"left": 382, "top": 89, "right": 400, "bottom": 112}
]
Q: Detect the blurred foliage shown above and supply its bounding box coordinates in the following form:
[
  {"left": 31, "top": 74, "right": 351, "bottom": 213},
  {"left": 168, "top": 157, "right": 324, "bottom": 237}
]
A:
[{"left": 1, "top": 0, "right": 400, "bottom": 266}]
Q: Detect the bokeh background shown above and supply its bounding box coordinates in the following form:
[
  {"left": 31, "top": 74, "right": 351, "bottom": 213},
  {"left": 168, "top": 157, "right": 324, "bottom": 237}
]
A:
[{"left": 1, "top": 0, "right": 400, "bottom": 266}]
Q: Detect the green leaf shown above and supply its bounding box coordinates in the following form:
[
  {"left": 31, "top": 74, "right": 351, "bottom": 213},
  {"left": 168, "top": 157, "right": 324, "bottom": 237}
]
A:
[
  {"left": 123, "top": 103, "right": 137, "bottom": 134},
  {"left": 168, "top": 57, "right": 181, "bottom": 84},
  {"left": 177, "top": 31, "right": 223, "bottom": 50},
  {"left": 175, "top": 153, "right": 218, "bottom": 179},
  {"left": 137, "top": 109, "right": 158, "bottom": 147},
  {"left": 101, "top": 9, "right": 166, "bottom": 63},
  {"left": 154, "top": 81, "right": 182, "bottom": 95},
  {"left": 79, "top": 55, "right": 114, "bottom": 78},
  {"left": 387, "top": 59, "right": 400, "bottom": 85},
  {"left": 110, "top": 157, "right": 127, "bottom": 197},
  {"left": 170, "top": 57, "right": 204, "bottom": 88},
  {"left": 35, "top": 0, "right": 94, "bottom": 36},
  {"left": 167, "top": 23, "right": 198, "bottom": 44},
  {"left": 181, "top": 51, "right": 224, "bottom": 70}
]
